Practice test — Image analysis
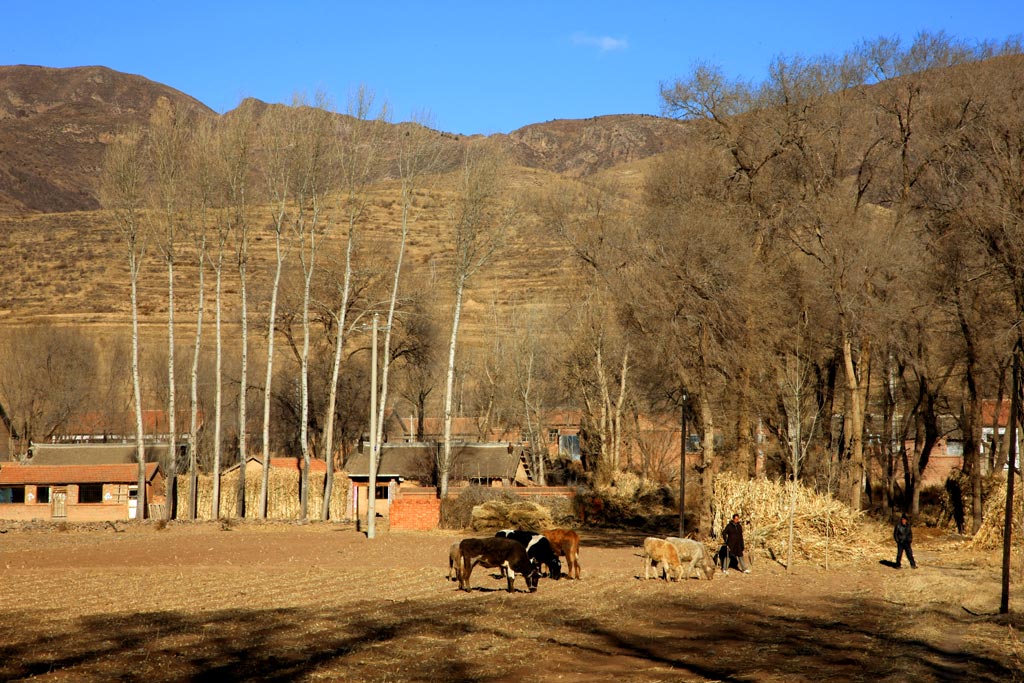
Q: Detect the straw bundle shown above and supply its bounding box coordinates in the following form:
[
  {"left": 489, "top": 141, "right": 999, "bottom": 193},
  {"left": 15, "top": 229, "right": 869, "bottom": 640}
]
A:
[
  {"left": 711, "top": 472, "right": 880, "bottom": 562},
  {"left": 177, "top": 468, "right": 350, "bottom": 520},
  {"left": 470, "top": 499, "right": 553, "bottom": 532},
  {"left": 967, "top": 479, "right": 1024, "bottom": 549}
]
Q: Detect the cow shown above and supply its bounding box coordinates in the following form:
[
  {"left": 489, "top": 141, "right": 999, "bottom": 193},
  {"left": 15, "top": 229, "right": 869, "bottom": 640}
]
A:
[
  {"left": 447, "top": 541, "right": 461, "bottom": 581},
  {"left": 641, "top": 537, "right": 684, "bottom": 581},
  {"left": 665, "top": 536, "right": 715, "bottom": 580},
  {"left": 496, "top": 529, "right": 562, "bottom": 580},
  {"left": 458, "top": 537, "right": 539, "bottom": 593},
  {"left": 542, "top": 528, "right": 581, "bottom": 580}
]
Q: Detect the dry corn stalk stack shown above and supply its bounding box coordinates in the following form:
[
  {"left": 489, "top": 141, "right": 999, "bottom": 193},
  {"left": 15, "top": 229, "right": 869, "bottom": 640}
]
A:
[
  {"left": 968, "top": 479, "right": 1024, "bottom": 549},
  {"left": 711, "top": 473, "right": 881, "bottom": 563},
  {"left": 177, "top": 468, "right": 350, "bottom": 520},
  {"left": 470, "top": 500, "right": 553, "bottom": 532}
]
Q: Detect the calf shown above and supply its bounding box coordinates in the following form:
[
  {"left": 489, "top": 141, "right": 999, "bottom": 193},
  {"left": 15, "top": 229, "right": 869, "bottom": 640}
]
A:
[
  {"left": 542, "top": 528, "right": 581, "bottom": 580},
  {"left": 458, "top": 537, "right": 539, "bottom": 593},
  {"left": 496, "top": 529, "right": 562, "bottom": 580},
  {"left": 641, "top": 537, "right": 684, "bottom": 581},
  {"left": 665, "top": 536, "right": 715, "bottom": 581}
]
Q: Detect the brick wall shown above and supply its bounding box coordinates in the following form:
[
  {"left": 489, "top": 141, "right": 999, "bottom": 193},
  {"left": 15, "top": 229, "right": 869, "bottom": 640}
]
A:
[{"left": 390, "top": 494, "right": 440, "bottom": 531}]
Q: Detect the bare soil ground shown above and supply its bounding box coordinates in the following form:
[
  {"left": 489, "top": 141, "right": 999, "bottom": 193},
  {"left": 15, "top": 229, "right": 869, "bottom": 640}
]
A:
[{"left": 0, "top": 521, "right": 1021, "bottom": 682}]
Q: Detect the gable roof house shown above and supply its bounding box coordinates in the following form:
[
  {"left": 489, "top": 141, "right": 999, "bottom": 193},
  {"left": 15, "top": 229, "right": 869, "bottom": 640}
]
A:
[
  {"left": 0, "top": 443, "right": 169, "bottom": 521},
  {"left": 0, "top": 461, "right": 162, "bottom": 522}
]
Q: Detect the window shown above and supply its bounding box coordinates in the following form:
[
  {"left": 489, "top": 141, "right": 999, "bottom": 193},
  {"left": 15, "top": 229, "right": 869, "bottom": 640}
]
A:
[
  {"left": 36, "top": 486, "right": 50, "bottom": 504},
  {"left": 79, "top": 484, "right": 103, "bottom": 504},
  {"left": 0, "top": 486, "right": 26, "bottom": 504},
  {"left": 559, "top": 434, "right": 581, "bottom": 461},
  {"left": 548, "top": 429, "right": 559, "bottom": 443}
]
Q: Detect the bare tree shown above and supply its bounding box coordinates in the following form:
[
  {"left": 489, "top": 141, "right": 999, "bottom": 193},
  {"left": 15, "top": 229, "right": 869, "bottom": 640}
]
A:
[
  {"left": 0, "top": 324, "right": 100, "bottom": 448},
  {"left": 100, "top": 125, "right": 149, "bottom": 520},
  {"left": 366, "top": 114, "right": 443, "bottom": 526},
  {"left": 255, "top": 104, "right": 296, "bottom": 518},
  {"left": 147, "top": 98, "right": 190, "bottom": 519},
  {"left": 439, "top": 151, "right": 512, "bottom": 497},
  {"left": 220, "top": 107, "right": 256, "bottom": 517},
  {"left": 290, "top": 94, "right": 338, "bottom": 520},
  {"left": 322, "top": 87, "right": 388, "bottom": 523},
  {"left": 184, "top": 117, "right": 216, "bottom": 519}
]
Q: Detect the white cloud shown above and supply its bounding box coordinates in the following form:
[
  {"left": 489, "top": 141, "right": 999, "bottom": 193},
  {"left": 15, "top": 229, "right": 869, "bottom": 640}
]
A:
[{"left": 571, "top": 32, "right": 628, "bottom": 52}]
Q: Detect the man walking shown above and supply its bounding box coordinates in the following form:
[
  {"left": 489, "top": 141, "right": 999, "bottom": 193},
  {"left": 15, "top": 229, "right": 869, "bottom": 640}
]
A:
[{"left": 893, "top": 514, "right": 917, "bottom": 569}]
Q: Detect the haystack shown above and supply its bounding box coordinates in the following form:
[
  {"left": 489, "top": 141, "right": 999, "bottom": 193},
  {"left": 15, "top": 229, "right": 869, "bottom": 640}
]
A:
[
  {"left": 711, "top": 472, "right": 880, "bottom": 563},
  {"left": 968, "top": 479, "right": 1024, "bottom": 549},
  {"left": 470, "top": 499, "right": 553, "bottom": 532}
]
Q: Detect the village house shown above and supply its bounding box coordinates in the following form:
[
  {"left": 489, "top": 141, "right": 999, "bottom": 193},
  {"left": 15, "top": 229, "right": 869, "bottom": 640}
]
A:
[
  {"left": 0, "top": 461, "right": 163, "bottom": 522},
  {"left": 343, "top": 441, "right": 529, "bottom": 519}
]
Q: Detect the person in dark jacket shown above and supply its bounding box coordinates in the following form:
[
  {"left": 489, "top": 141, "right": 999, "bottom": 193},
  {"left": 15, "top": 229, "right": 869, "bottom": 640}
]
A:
[
  {"left": 720, "top": 514, "right": 750, "bottom": 574},
  {"left": 893, "top": 514, "right": 917, "bottom": 569}
]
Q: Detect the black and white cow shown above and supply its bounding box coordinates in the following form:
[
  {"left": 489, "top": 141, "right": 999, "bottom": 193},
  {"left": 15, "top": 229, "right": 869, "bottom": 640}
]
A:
[
  {"left": 458, "top": 537, "right": 539, "bottom": 593},
  {"left": 495, "top": 529, "right": 562, "bottom": 580}
]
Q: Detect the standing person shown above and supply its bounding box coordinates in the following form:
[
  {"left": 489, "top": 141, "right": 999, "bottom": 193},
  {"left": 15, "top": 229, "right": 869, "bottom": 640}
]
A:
[
  {"left": 893, "top": 514, "right": 917, "bottom": 569},
  {"left": 721, "top": 514, "right": 751, "bottom": 574}
]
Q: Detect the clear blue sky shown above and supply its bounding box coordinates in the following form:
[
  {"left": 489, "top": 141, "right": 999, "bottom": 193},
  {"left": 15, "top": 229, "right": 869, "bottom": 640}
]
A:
[{"left": 4, "top": 1, "right": 1022, "bottom": 135}]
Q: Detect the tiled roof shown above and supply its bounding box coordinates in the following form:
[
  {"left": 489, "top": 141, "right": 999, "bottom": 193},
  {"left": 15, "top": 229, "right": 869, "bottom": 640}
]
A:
[
  {"left": 223, "top": 457, "right": 328, "bottom": 473},
  {"left": 0, "top": 462, "right": 160, "bottom": 485},
  {"left": 28, "top": 443, "right": 170, "bottom": 465},
  {"left": 345, "top": 445, "right": 435, "bottom": 478}
]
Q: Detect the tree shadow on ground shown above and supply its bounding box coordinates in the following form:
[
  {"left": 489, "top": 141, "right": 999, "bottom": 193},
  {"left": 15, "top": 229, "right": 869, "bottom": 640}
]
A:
[{"left": 0, "top": 590, "right": 1019, "bottom": 682}]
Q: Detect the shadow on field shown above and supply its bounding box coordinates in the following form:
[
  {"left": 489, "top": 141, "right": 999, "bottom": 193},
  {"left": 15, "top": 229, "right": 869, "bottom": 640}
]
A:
[{"left": 0, "top": 591, "right": 1019, "bottom": 682}]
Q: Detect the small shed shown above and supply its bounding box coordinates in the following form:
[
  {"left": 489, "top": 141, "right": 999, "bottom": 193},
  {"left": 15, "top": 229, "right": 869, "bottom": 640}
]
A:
[{"left": 0, "top": 462, "right": 162, "bottom": 521}]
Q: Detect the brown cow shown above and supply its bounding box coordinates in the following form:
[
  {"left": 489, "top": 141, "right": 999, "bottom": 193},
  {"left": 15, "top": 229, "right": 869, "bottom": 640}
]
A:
[
  {"left": 447, "top": 541, "right": 461, "bottom": 581},
  {"left": 458, "top": 537, "right": 539, "bottom": 593},
  {"left": 641, "top": 537, "right": 684, "bottom": 581},
  {"left": 542, "top": 528, "right": 581, "bottom": 579}
]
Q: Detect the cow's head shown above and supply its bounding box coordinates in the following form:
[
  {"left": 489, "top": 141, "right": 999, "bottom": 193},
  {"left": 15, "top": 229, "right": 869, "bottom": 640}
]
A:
[
  {"left": 548, "top": 556, "right": 562, "bottom": 580},
  {"left": 525, "top": 559, "right": 541, "bottom": 591}
]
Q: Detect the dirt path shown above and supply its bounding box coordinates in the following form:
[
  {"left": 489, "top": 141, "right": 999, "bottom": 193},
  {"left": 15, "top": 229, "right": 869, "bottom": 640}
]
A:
[{"left": 0, "top": 522, "right": 1020, "bottom": 682}]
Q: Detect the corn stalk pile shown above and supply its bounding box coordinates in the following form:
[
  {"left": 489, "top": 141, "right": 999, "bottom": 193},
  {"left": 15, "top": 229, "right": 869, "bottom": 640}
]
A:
[
  {"left": 967, "top": 479, "right": 1024, "bottom": 549},
  {"left": 177, "top": 469, "right": 350, "bottom": 520},
  {"left": 711, "top": 473, "right": 882, "bottom": 563}
]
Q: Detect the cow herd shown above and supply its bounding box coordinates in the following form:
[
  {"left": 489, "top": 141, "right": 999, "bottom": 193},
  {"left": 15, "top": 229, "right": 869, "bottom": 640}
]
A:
[
  {"left": 448, "top": 528, "right": 581, "bottom": 593},
  {"left": 447, "top": 529, "right": 716, "bottom": 593}
]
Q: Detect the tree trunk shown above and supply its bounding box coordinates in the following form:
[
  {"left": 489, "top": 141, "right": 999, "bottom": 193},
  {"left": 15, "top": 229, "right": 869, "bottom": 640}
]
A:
[
  {"left": 320, "top": 231, "right": 354, "bottom": 521},
  {"left": 440, "top": 279, "right": 466, "bottom": 499},
  {"left": 165, "top": 251, "right": 177, "bottom": 520},
  {"left": 841, "top": 333, "right": 869, "bottom": 510},
  {"left": 130, "top": 251, "right": 147, "bottom": 521},
  {"left": 236, "top": 257, "right": 247, "bottom": 518},
  {"left": 187, "top": 245, "right": 205, "bottom": 521},
  {"left": 212, "top": 263, "right": 223, "bottom": 520},
  {"left": 259, "top": 229, "right": 283, "bottom": 518}
]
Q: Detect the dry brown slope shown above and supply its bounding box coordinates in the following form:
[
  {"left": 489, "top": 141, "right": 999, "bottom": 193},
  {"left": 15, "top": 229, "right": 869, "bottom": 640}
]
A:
[{"left": 0, "top": 65, "right": 215, "bottom": 214}]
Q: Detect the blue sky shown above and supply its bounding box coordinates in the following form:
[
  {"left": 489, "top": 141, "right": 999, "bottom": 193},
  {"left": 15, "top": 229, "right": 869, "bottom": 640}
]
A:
[{"left": 4, "top": 1, "right": 1022, "bottom": 135}]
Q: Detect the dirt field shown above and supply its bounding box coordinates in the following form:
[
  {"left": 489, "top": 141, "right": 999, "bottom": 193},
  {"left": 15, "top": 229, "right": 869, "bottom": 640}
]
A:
[{"left": 0, "top": 521, "right": 1021, "bottom": 682}]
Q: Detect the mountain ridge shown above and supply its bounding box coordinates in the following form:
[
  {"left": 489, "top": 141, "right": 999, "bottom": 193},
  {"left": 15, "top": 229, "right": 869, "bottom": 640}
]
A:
[{"left": 0, "top": 64, "right": 688, "bottom": 214}]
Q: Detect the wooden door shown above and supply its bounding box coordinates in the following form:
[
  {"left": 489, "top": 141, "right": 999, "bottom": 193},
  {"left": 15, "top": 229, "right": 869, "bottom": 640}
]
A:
[{"left": 51, "top": 488, "right": 67, "bottom": 518}]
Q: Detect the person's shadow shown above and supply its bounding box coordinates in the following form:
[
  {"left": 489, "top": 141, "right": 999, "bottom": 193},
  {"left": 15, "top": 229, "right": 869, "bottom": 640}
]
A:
[{"left": 878, "top": 559, "right": 899, "bottom": 569}]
